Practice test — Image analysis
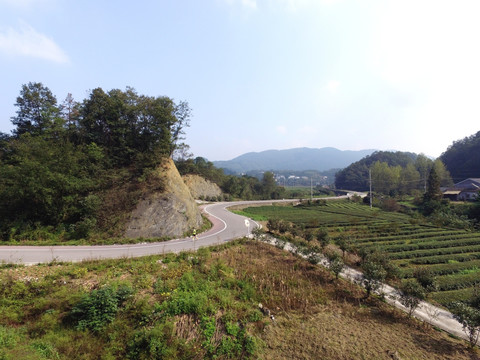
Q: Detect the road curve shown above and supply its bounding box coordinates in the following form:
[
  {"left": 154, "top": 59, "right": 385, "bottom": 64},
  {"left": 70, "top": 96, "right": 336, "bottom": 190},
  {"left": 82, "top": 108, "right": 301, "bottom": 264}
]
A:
[
  {"left": 0, "top": 197, "right": 474, "bottom": 345},
  {"left": 0, "top": 199, "right": 305, "bottom": 265}
]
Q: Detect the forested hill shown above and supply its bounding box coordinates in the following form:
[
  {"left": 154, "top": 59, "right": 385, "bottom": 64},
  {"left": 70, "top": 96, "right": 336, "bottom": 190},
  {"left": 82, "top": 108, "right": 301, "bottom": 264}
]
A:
[
  {"left": 0, "top": 82, "right": 191, "bottom": 242},
  {"left": 212, "top": 147, "right": 375, "bottom": 173},
  {"left": 334, "top": 151, "right": 452, "bottom": 194},
  {"left": 440, "top": 130, "right": 480, "bottom": 181}
]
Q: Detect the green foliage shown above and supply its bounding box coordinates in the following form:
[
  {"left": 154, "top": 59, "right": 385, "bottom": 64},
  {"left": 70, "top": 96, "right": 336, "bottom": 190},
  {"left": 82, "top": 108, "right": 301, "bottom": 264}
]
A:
[
  {"left": 440, "top": 130, "right": 480, "bottom": 180},
  {"left": 362, "top": 257, "right": 387, "bottom": 298},
  {"left": 0, "top": 326, "right": 18, "bottom": 350},
  {"left": 127, "top": 322, "right": 175, "bottom": 360},
  {"left": 11, "top": 82, "right": 60, "bottom": 137},
  {"left": 69, "top": 284, "right": 132, "bottom": 332},
  {"left": 412, "top": 266, "right": 437, "bottom": 293},
  {"left": 398, "top": 278, "right": 425, "bottom": 317},
  {"left": 0, "top": 83, "right": 191, "bottom": 242},
  {"left": 450, "top": 301, "right": 480, "bottom": 347},
  {"left": 325, "top": 251, "right": 344, "bottom": 279},
  {"left": 335, "top": 151, "right": 420, "bottom": 192},
  {"left": 316, "top": 227, "right": 330, "bottom": 249}
]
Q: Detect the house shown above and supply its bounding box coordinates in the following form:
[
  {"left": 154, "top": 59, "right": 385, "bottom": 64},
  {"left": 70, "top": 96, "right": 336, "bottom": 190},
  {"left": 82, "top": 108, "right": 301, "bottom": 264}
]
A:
[{"left": 443, "top": 178, "right": 480, "bottom": 201}]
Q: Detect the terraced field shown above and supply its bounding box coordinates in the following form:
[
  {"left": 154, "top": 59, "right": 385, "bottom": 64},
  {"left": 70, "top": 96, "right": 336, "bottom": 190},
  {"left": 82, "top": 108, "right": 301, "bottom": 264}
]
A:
[{"left": 242, "top": 201, "right": 480, "bottom": 306}]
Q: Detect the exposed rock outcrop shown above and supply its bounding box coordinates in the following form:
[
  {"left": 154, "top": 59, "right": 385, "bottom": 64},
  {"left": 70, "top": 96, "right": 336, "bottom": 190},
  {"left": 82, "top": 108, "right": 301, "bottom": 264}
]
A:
[
  {"left": 183, "top": 174, "right": 222, "bottom": 200},
  {"left": 124, "top": 158, "right": 202, "bottom": 239}
]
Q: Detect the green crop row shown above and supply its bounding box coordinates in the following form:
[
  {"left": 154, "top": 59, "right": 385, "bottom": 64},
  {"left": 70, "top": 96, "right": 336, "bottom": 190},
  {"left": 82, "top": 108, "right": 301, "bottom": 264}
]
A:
[
  {"left": 401, "top": 260, "right": 480, "bottom": 278},
  {"left": 436, "top": 271, "right": 480, "bottom": 291},
  {"left": 388, "top": 243, "right": 480, "bottom": 260},
  {"left": 408, "top": 252, "right": 480, "bottom": 265},
  {"left": 355, "top": 230, "right": 468, "bottom": 244},
  {"left": 366, "top": 237, "right": 480, "bottom": 254},
  {"left": 430, "top": 287, "right": 476, "bottom": 306}
]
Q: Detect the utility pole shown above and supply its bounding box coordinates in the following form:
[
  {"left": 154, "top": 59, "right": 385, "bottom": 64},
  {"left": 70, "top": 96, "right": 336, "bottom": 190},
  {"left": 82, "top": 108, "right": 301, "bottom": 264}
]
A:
[
  {"left": 310, "top": 177, "right": 313, "bottom": 201},
  {"left": 369, "top": 168, "right": 372, "bottom": 209}
]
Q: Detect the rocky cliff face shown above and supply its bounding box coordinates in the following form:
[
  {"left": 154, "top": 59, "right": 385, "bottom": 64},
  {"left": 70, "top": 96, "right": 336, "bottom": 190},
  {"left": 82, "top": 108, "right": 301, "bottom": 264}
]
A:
[
  {"left": 183, "top": 174, "right": 222, "bottom": 200},
  {"left": 124, "top": 158, "right": 202, "bottom": 239}
]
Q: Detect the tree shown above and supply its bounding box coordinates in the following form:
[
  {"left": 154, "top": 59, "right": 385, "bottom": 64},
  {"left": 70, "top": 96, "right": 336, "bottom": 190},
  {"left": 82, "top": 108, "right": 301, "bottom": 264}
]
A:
[
  {"left": 362, "top": 257, "right": 387, "bottom": 298},
  {"left": 424, "top": 166, "right": 442, "bottom": 202},
  {"left": 326, "top": 251, "right": 344, "bottom": 279},
  {"left": 0, "top": 134, "right": 103, "bottom": 234},
  {"left": 171, "top": 100, "right": 191, "bottom": 157},
  {"left": 316, "top": 227, "right": 330, "bottom": 250},
  {"left": 11, "top": 82, "right": 60, "bottom": 136},
  {"left": 440, "top": 130, "right": 480, "bottom": 180},
  {"left": 415, "top": 154, "right": 431, "bottom": 192},
  {"left": 451, "top": 302, "right": 480, "bottom": 347},
  {"left": 399, "top": 163, "right": 421, "bottom": 195},
  {"left": 78, "top": 87, "right": 191, "bottom": 168},
  {"left": 261, "top": 172, "right": 277, "bottom": 199},
  {"left": 398, "top": 278, "right": 425, "bottom": 317},
  {"left": 334, "top": 235, "right": 352, "bottom": 259}
]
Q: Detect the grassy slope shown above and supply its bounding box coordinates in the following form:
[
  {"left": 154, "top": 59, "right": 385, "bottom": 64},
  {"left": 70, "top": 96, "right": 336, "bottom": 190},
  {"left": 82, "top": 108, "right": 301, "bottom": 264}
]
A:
[{"left": 0, "top": 240, "right": 477, "bottom": 359}]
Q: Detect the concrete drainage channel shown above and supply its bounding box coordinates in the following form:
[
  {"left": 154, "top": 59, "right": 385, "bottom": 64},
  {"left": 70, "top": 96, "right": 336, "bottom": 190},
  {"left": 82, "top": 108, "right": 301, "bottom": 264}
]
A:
[{"left": 255, "top": 233, "right": 475, "bottom": 347}]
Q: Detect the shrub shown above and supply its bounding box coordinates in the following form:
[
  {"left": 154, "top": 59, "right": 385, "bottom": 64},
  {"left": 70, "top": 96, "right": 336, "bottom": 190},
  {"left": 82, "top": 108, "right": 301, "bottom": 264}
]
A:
[
  {"left": 127, "top": 322, "right": 176, "bottom": 360},
  {"left": 69, "top": 284, "right": 132, "bottom": 332}
]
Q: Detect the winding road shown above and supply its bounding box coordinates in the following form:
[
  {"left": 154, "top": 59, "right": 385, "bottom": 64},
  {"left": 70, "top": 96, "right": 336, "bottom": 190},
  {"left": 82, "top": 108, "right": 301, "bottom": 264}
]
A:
[
  {"left": 0, "top": 200, "right": 288, "bottom": 265},
  {"left": 0, "top": 197, "right": 474, "bottom": 345}
]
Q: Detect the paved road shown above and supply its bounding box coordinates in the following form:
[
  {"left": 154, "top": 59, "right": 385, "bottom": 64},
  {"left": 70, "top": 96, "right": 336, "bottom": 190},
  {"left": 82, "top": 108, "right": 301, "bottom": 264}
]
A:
[
  {"left": 0, "top": 199, "right": 304, "bottom": 265},
  {"left": 0, "top": 197, "right": 474, "bottom": 345}
]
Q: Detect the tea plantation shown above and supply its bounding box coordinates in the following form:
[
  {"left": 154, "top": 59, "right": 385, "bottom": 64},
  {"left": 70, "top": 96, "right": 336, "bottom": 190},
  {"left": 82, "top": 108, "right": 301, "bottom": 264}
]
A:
[{"left": 242, "top": 200, "right": 480, "bottom": 306}]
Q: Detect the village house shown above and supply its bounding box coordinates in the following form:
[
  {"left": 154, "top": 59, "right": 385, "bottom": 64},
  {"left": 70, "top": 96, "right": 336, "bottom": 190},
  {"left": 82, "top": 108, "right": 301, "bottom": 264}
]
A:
[{"left": 443, "top": 178, "right": 480, "bottom": 201}]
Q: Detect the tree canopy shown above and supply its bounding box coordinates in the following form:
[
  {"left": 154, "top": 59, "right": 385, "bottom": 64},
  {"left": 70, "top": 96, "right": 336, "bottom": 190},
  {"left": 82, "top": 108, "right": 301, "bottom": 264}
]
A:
[
  {"left": 440, "top": 131, "right": 480, "bottom": 181},
  {"left": 0, "top": 83, "right": 191, "bottom": 241},
  {"left": 335, "top": 151, "right": 452, "bottom": 195}
]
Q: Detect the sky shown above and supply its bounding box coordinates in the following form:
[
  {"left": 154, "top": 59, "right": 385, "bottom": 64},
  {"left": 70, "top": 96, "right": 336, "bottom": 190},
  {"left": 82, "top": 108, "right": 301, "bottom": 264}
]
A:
[{"left": 0, "top": 0, "right": 479, "bottom": 161}]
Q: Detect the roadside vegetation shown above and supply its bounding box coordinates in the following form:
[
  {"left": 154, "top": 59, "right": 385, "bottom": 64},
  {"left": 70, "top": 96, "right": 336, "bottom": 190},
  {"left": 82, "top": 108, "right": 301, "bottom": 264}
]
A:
[{"left": 0, "top": 240, "right": 476, "bottom": 359}]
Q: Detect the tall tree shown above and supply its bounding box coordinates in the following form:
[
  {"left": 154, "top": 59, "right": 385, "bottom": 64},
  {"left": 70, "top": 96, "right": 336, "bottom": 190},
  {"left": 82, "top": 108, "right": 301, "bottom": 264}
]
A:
[
  {"left": 424, "top": 166, "right": 443, "bottom": 202},
  {"left": 11, "top": 82, "right": 60, "bottom": 136}
]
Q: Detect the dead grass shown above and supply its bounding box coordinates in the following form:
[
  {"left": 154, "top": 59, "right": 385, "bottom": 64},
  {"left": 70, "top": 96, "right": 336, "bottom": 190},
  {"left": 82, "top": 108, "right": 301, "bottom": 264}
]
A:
[
  {"left": 2, "top": 240, "right": 479, "bottom": 359},
  {"left": 216, "top": 241, "right": 480, "bottom": 360}
]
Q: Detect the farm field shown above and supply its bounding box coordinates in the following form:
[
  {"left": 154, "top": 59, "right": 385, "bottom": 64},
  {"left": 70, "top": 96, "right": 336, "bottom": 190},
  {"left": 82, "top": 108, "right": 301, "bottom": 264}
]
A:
[{"left": 241, "top": 200, "right": 480, "bottom": 306}]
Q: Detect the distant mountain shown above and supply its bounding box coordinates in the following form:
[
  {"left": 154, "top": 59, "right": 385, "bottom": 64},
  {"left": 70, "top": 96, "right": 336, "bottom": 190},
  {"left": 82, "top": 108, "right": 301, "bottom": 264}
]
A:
[{"left": 212, "top": 147, "right": 376, "bottom": 173}]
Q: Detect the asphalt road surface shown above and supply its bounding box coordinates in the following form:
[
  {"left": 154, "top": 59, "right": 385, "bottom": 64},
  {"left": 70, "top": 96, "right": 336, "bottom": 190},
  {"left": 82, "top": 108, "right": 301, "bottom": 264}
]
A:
[{"left": 0, "top": 199, "right": 301, "bottom": 265}]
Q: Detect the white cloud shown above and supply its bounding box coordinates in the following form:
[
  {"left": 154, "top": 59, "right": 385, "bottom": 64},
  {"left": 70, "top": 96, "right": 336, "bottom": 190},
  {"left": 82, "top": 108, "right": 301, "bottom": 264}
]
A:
[{"left": 0, "top": 22, "right": 69, "bottom": 63}]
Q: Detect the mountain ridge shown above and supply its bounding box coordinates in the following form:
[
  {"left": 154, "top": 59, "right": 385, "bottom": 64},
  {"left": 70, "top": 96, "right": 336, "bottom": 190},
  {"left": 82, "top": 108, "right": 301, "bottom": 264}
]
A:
[{"left": 213, "top": 147, "right": 376, "bottom": 173}]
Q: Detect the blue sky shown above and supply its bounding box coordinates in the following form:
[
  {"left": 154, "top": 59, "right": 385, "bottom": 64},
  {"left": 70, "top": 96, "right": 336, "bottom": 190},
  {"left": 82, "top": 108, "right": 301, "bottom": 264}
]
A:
[{"left": 1, "top": 0, "right": 479, "bottom": 161}]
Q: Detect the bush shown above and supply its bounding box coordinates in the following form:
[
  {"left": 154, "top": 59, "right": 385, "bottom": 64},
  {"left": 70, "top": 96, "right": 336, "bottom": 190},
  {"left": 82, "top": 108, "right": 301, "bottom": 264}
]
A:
[
  {"left": 69, "top": 284, "right": 132, "bottom": 332},
  {"left": 127, "top": 322, "right": 176, "bottom": 360}
]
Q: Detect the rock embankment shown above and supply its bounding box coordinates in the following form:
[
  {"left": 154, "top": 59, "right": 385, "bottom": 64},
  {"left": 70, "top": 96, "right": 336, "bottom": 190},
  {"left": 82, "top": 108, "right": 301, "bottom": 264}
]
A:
[
  {"left": 183, "top": 174, "right": 222, "bottom": 200},
  {"left": 124, "top": 158, "right": 202, "bottom": 239}
]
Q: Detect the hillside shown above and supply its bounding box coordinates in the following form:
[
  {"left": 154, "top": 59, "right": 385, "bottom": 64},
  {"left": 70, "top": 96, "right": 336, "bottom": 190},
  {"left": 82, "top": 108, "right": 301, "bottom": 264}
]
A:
[
  {"left": 440, "top": 130, "right": 480, "bottom": 181},
  {"left": 124, "top": 158, "right": 202, "bottom": 239},
  {"left": 0, "top": 240, "right": 475, "bottom": 359},
  {"left": 212, "top": 147, "right": 375, "bottom": 173}
]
